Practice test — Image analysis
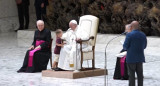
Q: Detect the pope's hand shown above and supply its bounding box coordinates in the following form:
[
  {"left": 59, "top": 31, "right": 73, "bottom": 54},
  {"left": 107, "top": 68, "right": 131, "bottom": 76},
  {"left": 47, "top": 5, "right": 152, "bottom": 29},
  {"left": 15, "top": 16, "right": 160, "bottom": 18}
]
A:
[
  {"left": 76, "top": 38, "right": 81, "bottom": 41},
  {"left": 76, "top": 38, "right": 82, "bottom": 43}
]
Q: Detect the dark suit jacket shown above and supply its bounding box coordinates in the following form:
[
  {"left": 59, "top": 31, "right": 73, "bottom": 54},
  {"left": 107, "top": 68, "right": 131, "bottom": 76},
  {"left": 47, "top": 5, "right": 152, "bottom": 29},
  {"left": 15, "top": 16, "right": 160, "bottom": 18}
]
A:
[
  {"left": 34, "top": 0, "right": 49, "bottom": 7},
  {"left": 123, "top": 29, "right": 147, "bottom": 63},
  {"left": 22, "top": 0, "right": 30, "bottom": 5}
]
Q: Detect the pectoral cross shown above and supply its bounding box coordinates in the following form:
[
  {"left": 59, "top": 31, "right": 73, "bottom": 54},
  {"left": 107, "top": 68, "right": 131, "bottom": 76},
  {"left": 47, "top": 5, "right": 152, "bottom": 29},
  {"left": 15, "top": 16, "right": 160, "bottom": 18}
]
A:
[{"left": 72, "top": 38, "right": 74, "bottom": 42}]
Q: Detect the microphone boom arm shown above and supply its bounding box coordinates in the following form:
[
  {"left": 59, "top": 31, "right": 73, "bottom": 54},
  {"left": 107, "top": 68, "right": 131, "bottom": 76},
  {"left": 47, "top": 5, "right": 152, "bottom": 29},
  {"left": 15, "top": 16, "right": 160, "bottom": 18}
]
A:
[{"left": 104, "top": 32, "right": 126, "bottom": 86}]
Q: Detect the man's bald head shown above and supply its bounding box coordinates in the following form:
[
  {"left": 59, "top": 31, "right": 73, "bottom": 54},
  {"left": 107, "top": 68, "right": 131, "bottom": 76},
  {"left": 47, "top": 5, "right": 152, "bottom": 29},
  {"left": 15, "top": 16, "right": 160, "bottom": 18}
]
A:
[{"left": 131, "top": 21, "right": 139, "bottom": 30}]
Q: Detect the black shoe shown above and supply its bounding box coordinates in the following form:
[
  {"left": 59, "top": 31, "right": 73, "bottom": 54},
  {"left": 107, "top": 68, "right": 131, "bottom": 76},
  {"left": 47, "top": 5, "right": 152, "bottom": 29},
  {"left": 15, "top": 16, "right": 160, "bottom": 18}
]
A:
[
  {"left": 17, "top": 69, "right": 23, "bottom": 73},
  {"left": 17, "top": 68, "right": 26, "bottom": 73},
  {"left": 15, "top": 27, "right": 24, "bottom": 32},
  {"left": 51, "top": 67, "right": 55, "bottom": 70},
  {"left": 19, "top": 27, "right": 24, "bottom": 30},
  {"left": 52, "top": 67, "right": 65, "bottom": 71},
  {"left": 14, "top": 29, "right": 18, "bottom": 32},
  {"left": 24, "top": 25, "right": 28, "bottom": 29}
]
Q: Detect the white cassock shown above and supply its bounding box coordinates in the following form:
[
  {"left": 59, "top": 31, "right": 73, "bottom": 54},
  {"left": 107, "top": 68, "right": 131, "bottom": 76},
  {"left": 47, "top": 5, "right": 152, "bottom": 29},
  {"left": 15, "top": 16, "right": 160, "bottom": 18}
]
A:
[{"left": 58, "top": 26, "right": 89, "bottom": 70}]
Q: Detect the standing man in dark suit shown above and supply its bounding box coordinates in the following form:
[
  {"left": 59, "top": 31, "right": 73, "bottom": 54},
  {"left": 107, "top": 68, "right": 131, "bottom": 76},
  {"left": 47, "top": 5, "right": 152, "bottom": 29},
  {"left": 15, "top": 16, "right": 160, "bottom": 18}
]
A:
[
  {"left": 16, "top": 0, "right": 30, "bottom": 31},
  {"left": 34, "top": 0, "right": 49, "bottom": 21},
  {"left": 123, "top": 21, "right": 147, "bottom": 86}
]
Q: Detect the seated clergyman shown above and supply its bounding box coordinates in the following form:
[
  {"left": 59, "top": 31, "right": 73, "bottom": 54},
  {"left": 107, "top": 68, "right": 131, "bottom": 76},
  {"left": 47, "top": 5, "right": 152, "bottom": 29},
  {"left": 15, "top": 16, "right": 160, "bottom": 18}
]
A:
[
  {"left": 17, "top": 20, "right": 52, "bottom": 73},
  {"left": 57, "top": 20, "right": 89, "bottom": 71}
]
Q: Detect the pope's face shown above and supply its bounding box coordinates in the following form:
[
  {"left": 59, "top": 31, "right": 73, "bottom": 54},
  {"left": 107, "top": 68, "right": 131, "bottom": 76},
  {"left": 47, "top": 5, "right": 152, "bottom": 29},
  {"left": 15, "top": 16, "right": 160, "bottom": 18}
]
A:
[
  {"left": 37, "top": 23, "right": 44, "bottom": 31},
  {"left": 69, "top": 23, "right": 77, "bottom": 31}
]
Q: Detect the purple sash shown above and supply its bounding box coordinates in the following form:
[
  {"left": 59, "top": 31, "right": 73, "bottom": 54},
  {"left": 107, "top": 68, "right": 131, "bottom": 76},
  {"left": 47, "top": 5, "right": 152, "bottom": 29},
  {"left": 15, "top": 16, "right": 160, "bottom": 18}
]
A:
[
  {"left": 120, "top": 56, "right": 126, "bottom": 77},
  {"left": 28, "top": 40, "right": 45, "bottom": 67}
]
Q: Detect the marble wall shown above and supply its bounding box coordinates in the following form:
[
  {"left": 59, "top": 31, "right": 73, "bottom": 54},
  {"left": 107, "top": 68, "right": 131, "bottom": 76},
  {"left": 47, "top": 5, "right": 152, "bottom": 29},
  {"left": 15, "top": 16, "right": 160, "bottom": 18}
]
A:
[{"left": 0, "top": 0, "right": 36, "bottom": 32}]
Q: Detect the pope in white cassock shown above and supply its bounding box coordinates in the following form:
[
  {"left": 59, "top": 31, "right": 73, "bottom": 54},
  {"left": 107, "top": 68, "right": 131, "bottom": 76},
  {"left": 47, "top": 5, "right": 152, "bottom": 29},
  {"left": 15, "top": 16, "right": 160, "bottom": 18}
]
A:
[{"left": 58, "top": 20, "right": 89, "bottom": 70}]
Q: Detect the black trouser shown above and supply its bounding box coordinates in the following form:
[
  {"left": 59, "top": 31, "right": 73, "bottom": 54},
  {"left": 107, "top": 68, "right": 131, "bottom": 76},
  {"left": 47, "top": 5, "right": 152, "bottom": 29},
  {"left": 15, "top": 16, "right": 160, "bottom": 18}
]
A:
[
  {"left": 127, "top": 63, "right": 143, "bottom": 86},
  {"left": 17, "top": 3, "right": 29, "bottom": 29},
  {"left": 35, "top": 6, "right": 47, "bottom": 21}
]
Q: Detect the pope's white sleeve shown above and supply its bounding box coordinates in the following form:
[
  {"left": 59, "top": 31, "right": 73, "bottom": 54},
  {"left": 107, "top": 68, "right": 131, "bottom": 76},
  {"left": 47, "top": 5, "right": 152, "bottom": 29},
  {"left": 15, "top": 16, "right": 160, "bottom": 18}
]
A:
[{"left": 61, "top": 32, "right": 67, "bottom": 40}]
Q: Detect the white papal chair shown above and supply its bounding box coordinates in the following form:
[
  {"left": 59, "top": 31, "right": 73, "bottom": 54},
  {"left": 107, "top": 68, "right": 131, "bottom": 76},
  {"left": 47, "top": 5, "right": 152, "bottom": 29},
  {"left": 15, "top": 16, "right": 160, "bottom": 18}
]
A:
[{"left": 78, "top": 15, "right": 99, "bottom": 70}]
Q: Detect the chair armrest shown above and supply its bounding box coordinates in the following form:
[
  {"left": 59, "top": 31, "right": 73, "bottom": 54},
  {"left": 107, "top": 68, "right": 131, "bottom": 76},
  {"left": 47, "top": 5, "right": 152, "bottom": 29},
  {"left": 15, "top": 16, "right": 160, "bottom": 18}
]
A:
[
  {"left": 61, "top": 39, "right": 66, "bottom": 43},
  {"left": 77, "top": 36, "right": 94, "bottom": 43},
  {"left": 61, "top": 39, "right": 66, "bottom": 41}
]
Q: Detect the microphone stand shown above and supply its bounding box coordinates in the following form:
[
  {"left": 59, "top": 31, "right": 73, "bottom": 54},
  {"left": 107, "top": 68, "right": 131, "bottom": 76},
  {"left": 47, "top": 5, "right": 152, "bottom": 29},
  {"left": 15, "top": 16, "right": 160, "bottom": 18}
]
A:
[{"left": 104, "top": 32, "right": 126, "bottom": 86}]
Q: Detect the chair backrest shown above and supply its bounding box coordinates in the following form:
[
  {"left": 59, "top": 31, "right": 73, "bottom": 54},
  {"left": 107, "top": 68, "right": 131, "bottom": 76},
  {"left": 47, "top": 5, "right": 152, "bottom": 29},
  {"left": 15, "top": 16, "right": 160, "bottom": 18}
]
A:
[
  {"left": 79, "top": 15, "right": 99, "bottom": 46},
  {"left": 49, "top": 38, "right": 53, "bottom": 68}
]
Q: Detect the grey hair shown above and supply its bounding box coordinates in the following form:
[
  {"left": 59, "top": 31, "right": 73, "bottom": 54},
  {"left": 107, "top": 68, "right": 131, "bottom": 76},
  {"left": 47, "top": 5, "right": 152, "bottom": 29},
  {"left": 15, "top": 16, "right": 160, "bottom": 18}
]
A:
[
  {"left": 37, "top": 20, "right": 44, "bottom": 25},
  {"left": 69, "top": 20, "right": 77, "bottom": 25}
]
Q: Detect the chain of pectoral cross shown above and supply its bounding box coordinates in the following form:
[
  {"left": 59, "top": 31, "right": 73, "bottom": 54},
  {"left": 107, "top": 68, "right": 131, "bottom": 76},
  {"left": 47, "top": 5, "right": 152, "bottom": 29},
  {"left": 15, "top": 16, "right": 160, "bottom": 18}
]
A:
[
  {"left": 72, "top": 38, "right": 74, "bottom": 42},
  {"left": 71, "top": 35, "right": 76, "bottom": 42}
]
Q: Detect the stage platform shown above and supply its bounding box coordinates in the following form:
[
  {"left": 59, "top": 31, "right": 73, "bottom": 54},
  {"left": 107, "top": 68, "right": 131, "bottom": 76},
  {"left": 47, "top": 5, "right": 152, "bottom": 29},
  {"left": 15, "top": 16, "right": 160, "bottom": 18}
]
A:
[{"left": 42, "top": 68, "right": 108, "bottom": 79}]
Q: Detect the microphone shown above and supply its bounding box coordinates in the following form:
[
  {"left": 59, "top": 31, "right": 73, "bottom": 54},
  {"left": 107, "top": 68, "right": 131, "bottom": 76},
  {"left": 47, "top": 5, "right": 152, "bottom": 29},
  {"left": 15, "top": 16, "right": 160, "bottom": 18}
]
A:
[
  {"left": 104, "top": 32, "right": 126, "bottom": 86},
  {"left": 121, "top": 31, "right": 127, "bottom": 35}
]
